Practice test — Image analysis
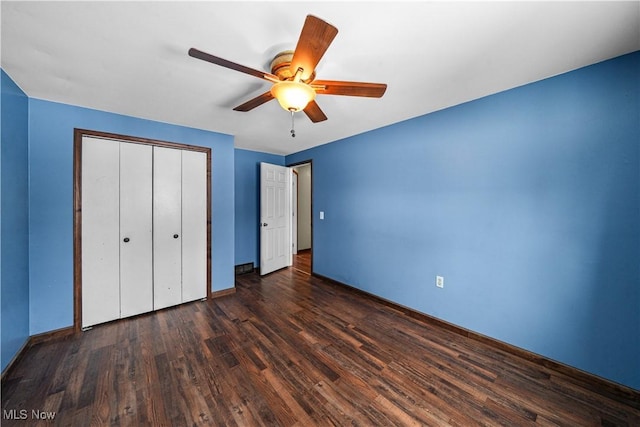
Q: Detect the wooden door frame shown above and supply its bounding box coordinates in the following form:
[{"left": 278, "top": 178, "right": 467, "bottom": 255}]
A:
[
  {"left": 73, "top": 128, "right": 212, "bottom": 332},
  {"left": 287, "top": 159, "right": 313, "bottom": 274}
]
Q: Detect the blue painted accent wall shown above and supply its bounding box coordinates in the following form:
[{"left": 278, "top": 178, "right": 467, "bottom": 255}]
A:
[
  {"left": 234, "top": 149, "right": 284, "bottom": 267},
  {"left": 287, "top": 52, "right": 640, "bottom": 389},
  {"left": 28, "top": 99, "right": 235, "bottom": 335},
  {"left": 1, "top": 70, "right": 30, "bottom": 372}
]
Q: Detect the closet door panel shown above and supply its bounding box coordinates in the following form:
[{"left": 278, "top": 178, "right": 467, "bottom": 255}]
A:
[
  {"left": 181, "top": 150, "right": 208, "bottom": 302},
  {"left": 119, "top": 142, "right": 153, "bottom": 318},
  {"left": 81, "top": 137, "right": 120, "bottom": 327},
  {"left": 153, "top": 147, "right": 183, "bottom": 310}
]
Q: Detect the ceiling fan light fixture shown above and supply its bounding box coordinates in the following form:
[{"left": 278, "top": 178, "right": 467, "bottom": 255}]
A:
[{"left": 270, "top": 81, "right": 316, "bottom": 112}]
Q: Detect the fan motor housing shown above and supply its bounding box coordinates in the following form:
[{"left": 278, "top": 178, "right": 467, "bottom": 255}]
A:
[{"left": 270, "top": 50, "right": 315, "bottom": 83}]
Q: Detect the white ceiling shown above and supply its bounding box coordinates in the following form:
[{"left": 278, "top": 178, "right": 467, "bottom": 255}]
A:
[{"left": 2, "top": 1, "right": 638, "bottom": 155}]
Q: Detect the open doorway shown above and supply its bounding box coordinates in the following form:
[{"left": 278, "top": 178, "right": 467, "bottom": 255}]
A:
[{"left": 290, "top": 161, "right": 312, "bottom": 274}]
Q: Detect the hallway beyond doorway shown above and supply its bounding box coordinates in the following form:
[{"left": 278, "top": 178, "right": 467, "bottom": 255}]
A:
[{"left": 292, "top": 249, "right": 311, "bottom": 275}]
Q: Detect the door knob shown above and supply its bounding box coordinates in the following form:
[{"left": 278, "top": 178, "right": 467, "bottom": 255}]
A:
[
  {"left": 123, "top": 237, "right": 130, "bottom": 243},
  {"left": 173, "top": 234, "right": 179, "bottom": 239},
  {"left": 261, "top": 223, "right": 268, "bottom": 227}
]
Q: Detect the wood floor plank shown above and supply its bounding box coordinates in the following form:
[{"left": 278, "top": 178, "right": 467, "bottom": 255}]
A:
[{"left": 2, "top": 260, "right": 639, "bottom": 426}]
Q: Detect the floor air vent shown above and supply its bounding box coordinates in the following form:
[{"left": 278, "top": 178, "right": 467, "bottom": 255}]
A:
[{"left": 235, "top": 263, "right": 254, "bottom": 275}]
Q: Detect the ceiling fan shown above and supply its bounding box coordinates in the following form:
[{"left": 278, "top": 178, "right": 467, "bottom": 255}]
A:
[{"left": 188, "top": 15, "right": 387, "bottom": 133}]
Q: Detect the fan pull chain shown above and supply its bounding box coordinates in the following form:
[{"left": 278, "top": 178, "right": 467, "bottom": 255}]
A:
[{"left": 290, "top": 110, "right": 296, "bottom": 138}]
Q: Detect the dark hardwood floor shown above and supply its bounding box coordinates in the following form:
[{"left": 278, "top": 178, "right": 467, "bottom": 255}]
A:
[{"left": 2, "top": 267, "right": 639, "bottom": 426}]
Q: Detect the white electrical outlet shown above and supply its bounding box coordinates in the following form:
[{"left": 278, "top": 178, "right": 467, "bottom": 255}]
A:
[{"left": 436, "top": 276, "right": 444, "bottom": 288}]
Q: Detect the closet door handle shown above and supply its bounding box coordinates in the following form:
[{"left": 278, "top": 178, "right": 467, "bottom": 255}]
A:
[
  {"left": 123, "top": 237, "right": 130, "bottom": 243},
  {"left": 173, "top": 234, "right": 179, "bottom": 239}
]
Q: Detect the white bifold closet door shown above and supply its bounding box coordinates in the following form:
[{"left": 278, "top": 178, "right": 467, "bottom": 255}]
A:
[
  {"left": 181, "top": 150, "right": 208, "bottom": 303},
  {"left": 81, "top": 137, "right": 121, "bottom": 328},
  {"left": 153, "top": 147, "right": 208, "bottom": 309},
  {"left": 81, "top": 137, "right": 207, "bottom": 328},
  {"left": 153, "top": 147, "right": 183, "bottom": 310},
  {"left": 119, "top": 142, "right": 154, "bottom": 318}
]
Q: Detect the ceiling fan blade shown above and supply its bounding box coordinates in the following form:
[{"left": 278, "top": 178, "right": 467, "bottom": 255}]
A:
[
  {"left": 290, "top": 15, "right": 338, "bottom": 81},
  {"left": 312, "top": 80, "right": 387, "bottom": 98},
  {"left": 233, "top": 91, "right": 275, "bottom": 112},
  {"left": 303, "top": 100, "right": 328, "bottom": 123},
  {"left": 189, "top": 48, "right": 279, "bottom": 82}
]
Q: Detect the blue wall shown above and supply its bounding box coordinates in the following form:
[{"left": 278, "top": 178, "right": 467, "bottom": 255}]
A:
[
  {"left": 234, "top": 149, "right": 284, "bottom": 267},
  {"left": 1, "top": 70, "right": 30, "bottom": 372},
  {"left": 2, "top": 51, "right": 638, "bottom": 389},
  {"left": 28, "top": 99, "right": 235, "bottom": 335},
  {"left": 287, "top": 52, "right": 640, "bottom": 389}
]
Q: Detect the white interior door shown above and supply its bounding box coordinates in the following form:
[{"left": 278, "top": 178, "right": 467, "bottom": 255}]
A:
[
  {"left": 153, "top": 146, "right": 183, "bottom": 309},
  {"left": 81, "top": 137, "right": 120, "bottom": 328},
  {"left": 181, "top": 150, "right": 207, "bottom": 302},
  {"left": 292, "top": 170, "right": 298, "bottom": 255},
  {"left": 260, "top": 162, "right": 291, "bottom": 275},
  {"left": 119, "top": 142, "right": 153, "bottom": 318}
]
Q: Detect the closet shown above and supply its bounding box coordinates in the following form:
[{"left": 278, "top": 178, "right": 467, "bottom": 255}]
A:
[{"left": 78, "top": 132, "right": 209, "bottom": 329}]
